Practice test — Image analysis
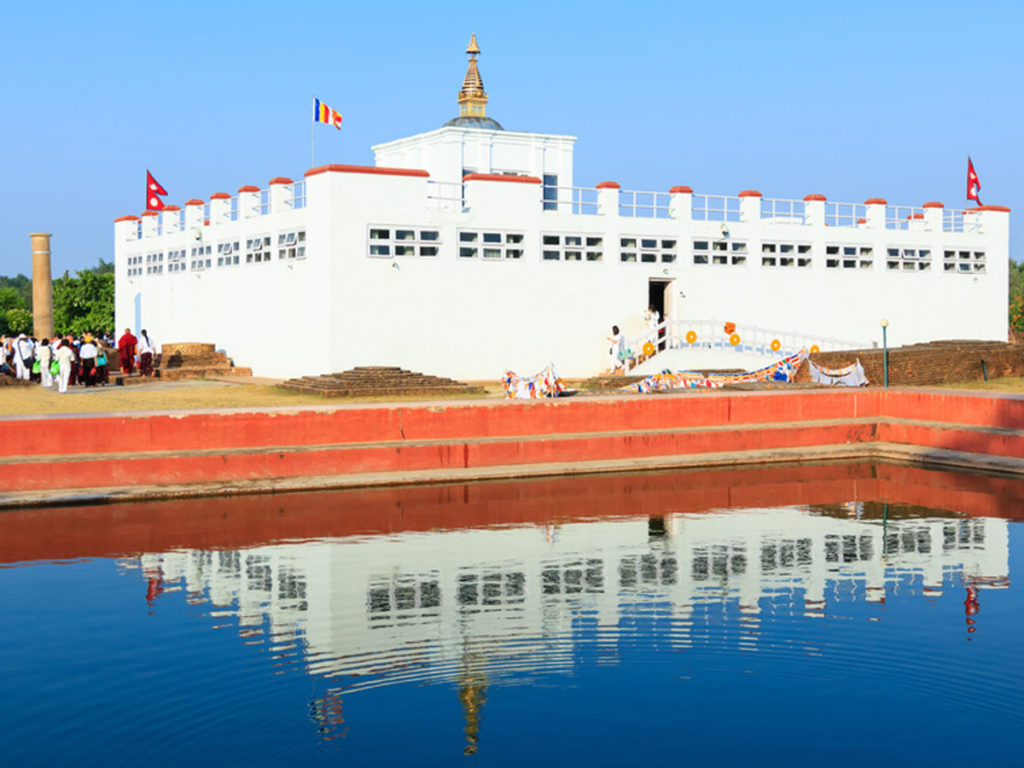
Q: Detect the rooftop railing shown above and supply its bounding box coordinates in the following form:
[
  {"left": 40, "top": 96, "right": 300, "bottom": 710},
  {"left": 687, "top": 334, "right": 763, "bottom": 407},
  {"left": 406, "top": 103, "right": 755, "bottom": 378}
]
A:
[
  {"left": 760, "top": 197, "right": 806, "bottom": 225},
  {"left": 618, "top": 190, "right": 671, "bottom": 219},
  {"left": 691, "top": 194, "right": 742, "bottom": 223}
]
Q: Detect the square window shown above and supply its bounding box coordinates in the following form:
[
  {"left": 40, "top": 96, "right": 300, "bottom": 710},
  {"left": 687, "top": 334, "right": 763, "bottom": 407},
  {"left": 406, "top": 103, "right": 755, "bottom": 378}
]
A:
[
  {"left": 483, "top": 248, "right": 502, "bottom": 259},
  {"left": 395, "top": 230, "right": 415, "bottom": 240},
  {"left": 420, "top": 246, "right": 438, "bottom": 257},
  {"left": 621, "top": 238, "right": 637, "bottom": 248},
  {"left": 460, "top": 232, "right": 478, "bottom": 243},
  {"left": 395, "top": 245, "right": 415, "bottom": 256},
  {"left": 543, "top": 235, "right": 560, "bottom": 245},
  {"left": 543, "top": 250, "right": 560, "bottom": 260},
  {"left": 483, "top": 232, "right": 502, "bottom": 244},
  {"left": 506, "top": 233, "right": 524, "bottom": 244},
  {"left": 370, "top": 245, "right": 390, "bottom": 256},
  {"left": 621, "top": 252, "right": 637, "bottom": 262},
  {"left": 693, "top": 240, "right": 709, "bottom": 250},
  {"left": 421, "top": 231, "right": 439, "bottom": 241},
  {"left": 460, "top": 247, "right": 477, "bottom": 258},
  {"left": 641, "top": 253, "right": 656, "bottom": 263}
]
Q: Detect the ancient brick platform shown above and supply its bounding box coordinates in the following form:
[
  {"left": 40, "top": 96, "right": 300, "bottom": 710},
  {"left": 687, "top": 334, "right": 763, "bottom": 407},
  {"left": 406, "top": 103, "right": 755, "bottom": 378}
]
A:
[
  {"left": 111, "top": 342, "right": 252, "bottom": 383},
  {"left": 281, "top": 366, "right": 484, "bottom": 398}
]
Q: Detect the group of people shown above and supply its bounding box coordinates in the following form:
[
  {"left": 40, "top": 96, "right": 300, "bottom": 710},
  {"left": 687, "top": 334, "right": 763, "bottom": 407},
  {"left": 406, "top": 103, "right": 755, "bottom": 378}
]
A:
[{"left": 0, "top": 328, "right": 157, "bottom": 393}]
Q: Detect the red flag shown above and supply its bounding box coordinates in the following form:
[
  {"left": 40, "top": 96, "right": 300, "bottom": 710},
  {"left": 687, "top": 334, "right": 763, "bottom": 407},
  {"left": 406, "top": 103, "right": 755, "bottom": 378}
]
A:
[
  {"left": 967, "top": 157, "right": 982, "bottom": 206},
  {"left": 146, "top": 170, "right": 168, "bottom": 211}
]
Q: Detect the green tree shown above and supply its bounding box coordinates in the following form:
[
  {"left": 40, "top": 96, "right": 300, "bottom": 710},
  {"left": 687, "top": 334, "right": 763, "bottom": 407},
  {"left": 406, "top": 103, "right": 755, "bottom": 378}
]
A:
[
  {"left": 52, "top": 269, "right": 115, "bottom": 336},
  {"left": 6, "top": 307, "right": 33, "bottom": 335},
  {"left": 0, "top": 286, "right": 27, "bottom": 335},
  {"left": 0, "top": 273, "right": 32, "bottom": 313}
]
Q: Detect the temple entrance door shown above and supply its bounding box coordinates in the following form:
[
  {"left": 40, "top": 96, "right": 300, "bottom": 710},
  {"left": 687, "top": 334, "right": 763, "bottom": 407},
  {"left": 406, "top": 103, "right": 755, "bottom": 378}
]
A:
[{"left": 648, "top": 279, "right": 672, "bottom": 350}]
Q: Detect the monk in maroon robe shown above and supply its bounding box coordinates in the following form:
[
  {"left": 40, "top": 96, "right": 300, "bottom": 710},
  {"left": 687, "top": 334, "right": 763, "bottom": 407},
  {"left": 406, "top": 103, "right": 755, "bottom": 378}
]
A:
[{"left": 117, "top": 328, "right": 137, "bottom": 374}]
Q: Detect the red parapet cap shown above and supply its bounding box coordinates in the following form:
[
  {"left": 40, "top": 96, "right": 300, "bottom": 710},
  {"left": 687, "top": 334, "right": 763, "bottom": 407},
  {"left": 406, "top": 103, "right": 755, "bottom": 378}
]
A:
[
  {"left": 670, "top": 185, "right": 693, "bottom": 194},
  {"left": 738, "top": 189, "right": 762, "bottom": 198},
  {"left": 210, "top": 192, "right": 231, "bottom": 200},
  {"left": 463, "top": 173, "right": 542, "bottom": 184},
  {"left": 163, "top": 205, "right": 181, "bottom": 212},
  {"left": 857, "top": 218, "right": 867, "bottom": 224},
  {"left": 596, "top": 181, "right": 621, "bottom": 189},
  {"left": 140, "top": 211, "right": 159, "bottom": 217},
  {"left": 268, "top": 176, "right": 293, "bottom": 186},
  {"left": 968, "top": 205, "right": 1011, "bottom": 213},
  {"left": 113, "top": 215, "right": 140, "bottom": 223},
  {"left": 864, "top": 197, "right": 887, "bottom": 205},
  {"left": 922, "top": 201, "right": 944, "bottom": 209},
  {"left": 304, "top": 164, "right": 430, "bottom": 179},
  {"left": 238, "top": 185, "right": 260, "bottom": 193},
  {"left": 803, "top": 194, "right": 827, "bottom": 202},
  {"left": 185, "top": 198, "right": 205, "bottom": 206},
  {"left": 907, "top": 213, "right": 924, "bottom": 220}
]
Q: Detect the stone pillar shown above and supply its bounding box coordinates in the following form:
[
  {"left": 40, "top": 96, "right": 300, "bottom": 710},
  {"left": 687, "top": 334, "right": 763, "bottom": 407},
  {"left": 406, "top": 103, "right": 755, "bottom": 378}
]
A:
[{"left": 30, "top": 232, "right": 53, "bottom": 339}]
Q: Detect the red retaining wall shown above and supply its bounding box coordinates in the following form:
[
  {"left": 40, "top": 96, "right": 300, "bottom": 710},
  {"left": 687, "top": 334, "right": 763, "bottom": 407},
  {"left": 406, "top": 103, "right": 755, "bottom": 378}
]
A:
[{"left": 2, "top": 388, "right": 1024, "bottom": 498}]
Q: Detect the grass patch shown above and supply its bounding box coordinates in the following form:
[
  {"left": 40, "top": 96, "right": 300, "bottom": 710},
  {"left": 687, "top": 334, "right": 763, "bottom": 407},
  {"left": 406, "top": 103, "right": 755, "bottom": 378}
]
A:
[{"left": 0, "top": 380, "right": 503, "bottom": 416}]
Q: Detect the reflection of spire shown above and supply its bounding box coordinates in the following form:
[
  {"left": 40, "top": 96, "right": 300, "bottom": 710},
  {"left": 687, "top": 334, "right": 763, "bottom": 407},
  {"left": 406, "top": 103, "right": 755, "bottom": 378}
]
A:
[{"left": 457, "top": 664, "right": 488, "bottom": 755}]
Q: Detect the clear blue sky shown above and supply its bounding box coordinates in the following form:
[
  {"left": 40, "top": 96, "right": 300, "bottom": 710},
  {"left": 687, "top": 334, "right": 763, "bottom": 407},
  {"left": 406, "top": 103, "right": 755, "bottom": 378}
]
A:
[{"left": 2, "top": 0, "right": 1022, "bottom": 278}]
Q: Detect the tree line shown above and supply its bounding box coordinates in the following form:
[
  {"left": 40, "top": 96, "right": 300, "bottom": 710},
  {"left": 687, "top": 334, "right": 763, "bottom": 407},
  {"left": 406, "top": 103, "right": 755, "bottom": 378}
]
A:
[{"left": 0, "top": 259, "right": 114, "bottom": 336}]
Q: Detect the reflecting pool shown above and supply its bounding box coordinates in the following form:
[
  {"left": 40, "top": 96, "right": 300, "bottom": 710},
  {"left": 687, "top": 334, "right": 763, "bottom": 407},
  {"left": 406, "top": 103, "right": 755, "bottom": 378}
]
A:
[{"left": 2, "top": 462, "right": 1023, "bottom": 766}]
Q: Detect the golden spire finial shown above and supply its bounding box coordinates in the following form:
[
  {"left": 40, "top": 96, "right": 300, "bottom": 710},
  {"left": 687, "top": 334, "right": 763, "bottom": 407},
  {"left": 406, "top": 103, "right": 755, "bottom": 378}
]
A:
[{"left": 458, "top": 34, "right": 488, "bottom": 118}]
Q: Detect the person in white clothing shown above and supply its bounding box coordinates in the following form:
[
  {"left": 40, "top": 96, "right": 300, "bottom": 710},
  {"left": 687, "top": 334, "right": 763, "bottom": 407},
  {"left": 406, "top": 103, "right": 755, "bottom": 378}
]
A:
[
  {"left": 13, "top": 334, "right": 30, "bottom": 379},
  {"left": 37, "top": 338, "right": 53, "bottom": 388},
  {"left": 55, "top": 340, "right": 75, "bottom": 393},
  {"left": 138, "top": 330, "right": 155, "bottom": 377},
  {"left": 646, "top": 305, "right": 662, "bottom": 352},
  {"left": 606, "top": 325, "right": 625, "bottom": 373}
]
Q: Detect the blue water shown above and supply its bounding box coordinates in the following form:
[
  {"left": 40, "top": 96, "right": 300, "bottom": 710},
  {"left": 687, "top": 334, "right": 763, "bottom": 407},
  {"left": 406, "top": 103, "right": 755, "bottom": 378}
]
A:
[{"left": 1, "top": 476, "right": 1022, "bottom": 766}]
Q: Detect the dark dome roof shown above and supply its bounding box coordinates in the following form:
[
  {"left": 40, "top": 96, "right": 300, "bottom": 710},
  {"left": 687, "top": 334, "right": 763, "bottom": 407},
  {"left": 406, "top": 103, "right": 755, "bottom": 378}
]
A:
[{"left": 444, "top": 115, "right": 504, "bottom": 130}]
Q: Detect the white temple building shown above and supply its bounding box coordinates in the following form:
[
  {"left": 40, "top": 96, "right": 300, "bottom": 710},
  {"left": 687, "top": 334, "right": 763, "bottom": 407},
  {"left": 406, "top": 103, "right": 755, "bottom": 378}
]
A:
[{"left": 114, "top": 35, "right": 1011, "bottom": 380}]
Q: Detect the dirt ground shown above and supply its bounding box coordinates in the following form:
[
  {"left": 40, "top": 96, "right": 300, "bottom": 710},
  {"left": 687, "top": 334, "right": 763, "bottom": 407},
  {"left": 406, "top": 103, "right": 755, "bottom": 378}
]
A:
[
  {"left": 2, "top": 374, "right": 1023, "bottom": 417},
  {"left": 0, "top": 378, "right": 508, "bottom": 416}
]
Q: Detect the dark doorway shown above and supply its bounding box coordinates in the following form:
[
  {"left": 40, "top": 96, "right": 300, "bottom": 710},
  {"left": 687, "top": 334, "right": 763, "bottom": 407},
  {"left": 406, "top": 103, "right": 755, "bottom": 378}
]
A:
[{"left": 648, "top": 279, "right": 671, "bottom": 350}]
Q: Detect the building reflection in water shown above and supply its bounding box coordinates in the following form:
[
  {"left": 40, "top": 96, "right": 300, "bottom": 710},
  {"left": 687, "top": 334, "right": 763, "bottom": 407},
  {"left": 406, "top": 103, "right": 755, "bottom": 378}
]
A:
[{"left": 121, "top": 503, "right": 1010, "bottom": 749}]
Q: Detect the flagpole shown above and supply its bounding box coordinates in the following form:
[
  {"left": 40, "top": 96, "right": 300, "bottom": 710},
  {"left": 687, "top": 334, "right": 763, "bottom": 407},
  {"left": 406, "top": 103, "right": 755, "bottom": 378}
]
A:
[{"left": 311, "top": 95, "right": 316, "bottom": 168}]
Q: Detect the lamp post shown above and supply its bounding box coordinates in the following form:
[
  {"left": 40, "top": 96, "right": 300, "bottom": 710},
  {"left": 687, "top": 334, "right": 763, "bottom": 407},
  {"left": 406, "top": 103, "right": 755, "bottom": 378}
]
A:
[{"left": 880, "top": 319, "right": 889, "bottom": 388}]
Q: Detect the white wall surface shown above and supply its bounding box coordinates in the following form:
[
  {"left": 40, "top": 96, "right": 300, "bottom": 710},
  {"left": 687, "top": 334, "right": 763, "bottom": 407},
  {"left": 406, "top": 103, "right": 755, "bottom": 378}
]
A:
[{"left": 115, "top": 164, "right": 1010, "bottom": 381}]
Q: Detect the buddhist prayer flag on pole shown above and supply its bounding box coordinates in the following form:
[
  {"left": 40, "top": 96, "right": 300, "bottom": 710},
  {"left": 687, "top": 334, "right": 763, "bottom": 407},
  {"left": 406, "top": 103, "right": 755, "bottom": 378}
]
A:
[
  {"left": 967, "top": 156, "right": 982, "bottom": 206},
  {"left": 313, "top": 97, "right": 343, "bottom": 129},
  {"left": 146, "top": 170, "right": 168, "bottom": 211}
]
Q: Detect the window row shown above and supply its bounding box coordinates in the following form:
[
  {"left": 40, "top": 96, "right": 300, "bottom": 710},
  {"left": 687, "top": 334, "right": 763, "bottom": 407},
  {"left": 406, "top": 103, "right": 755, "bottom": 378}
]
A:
[
  {"left": 368, "top": 227, "right": 441, "bottom": 257},
  {"left": 128, "top": 231, "right": 306, "bottom": 276}
]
